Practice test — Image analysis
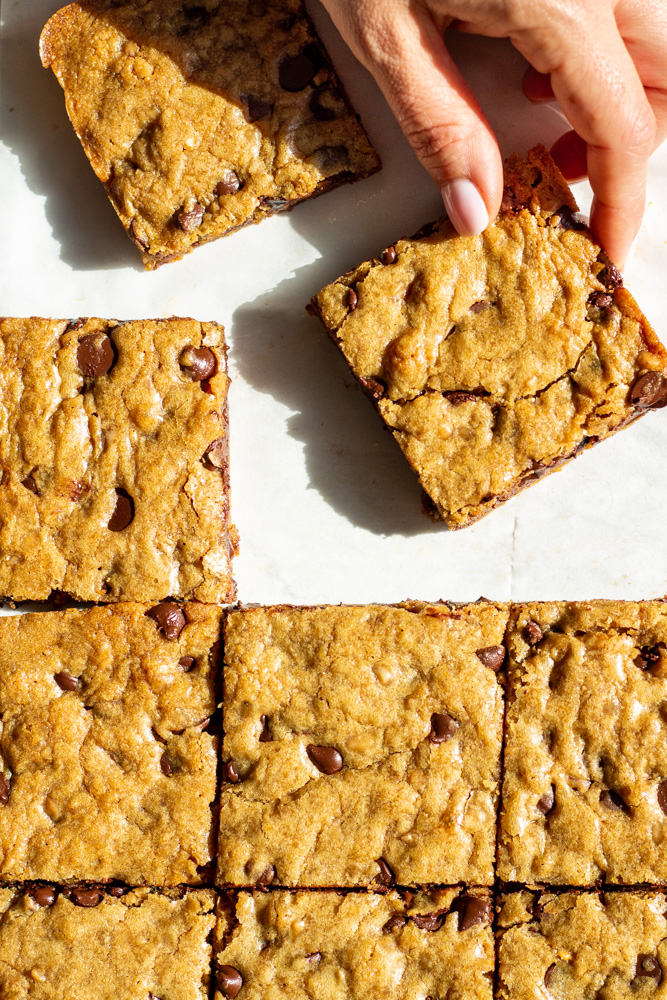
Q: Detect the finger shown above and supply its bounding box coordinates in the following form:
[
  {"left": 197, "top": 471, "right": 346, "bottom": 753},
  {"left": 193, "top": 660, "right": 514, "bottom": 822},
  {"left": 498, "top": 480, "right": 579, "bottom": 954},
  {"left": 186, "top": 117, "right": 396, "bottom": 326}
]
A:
[
  {"left": 522, "top": 66, "right": 555, "bottom": 103},
  {"left": 550, "top": 131, "right": 588, "bottom": 182},
  {"left": 321, "top": 0, "right": 503, "bottom": 235}
]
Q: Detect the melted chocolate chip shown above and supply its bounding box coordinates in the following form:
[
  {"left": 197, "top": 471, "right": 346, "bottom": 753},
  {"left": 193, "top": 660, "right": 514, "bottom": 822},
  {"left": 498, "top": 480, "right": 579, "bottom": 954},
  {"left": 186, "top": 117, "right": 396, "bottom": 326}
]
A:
[
  {"left": 600, "top": 789, "right": 629, "bottom": 813},
  {"left": 544, "top": 963, "right": 556, "bottom": 987},
  {"left": 429, "top": 712, "right": 459, "bottom": 743},
  {"left": 360, "top": 376, "right": 386, "bottom": 400},
  {"left": 525, "top": 620, "right": 543, "bottom": 645},
  {"left": 223, "top": 761, "right": 239, "bottom": 784},
  {"left": 454, "top": 895, "right": 492, "bottom": 931},
  {"left": 107, "top": 886, "right": 129, "bottom": 897},
  {"left": 77, "top": 333, "right": 116, "bottom": 377},
  {"left": 383, "top": 914, "right": 406, "bottom": 934},
  {"left": 216, "top": 172, "right": 242, "bottom": 197},
  {"left": 630, "top": 372, "right": 667, "bottom": 409},
  {"left": 21, "top": 475, "right": 39, "bottom": 495},
  {"left": 0, "top": 773, "right": 10, "bottom": 805},
  {"left": 306, "top": 744, "right": 343, "bottom": 774},
  {"left": 28, "top": 886, "right": 56, "bottom": 907},
  {"left": 146, "top": 604, "right": 186, "bottom": 641},
  {"left": 657, "top": 780, "right": 667, "bottom": 816},
  {"left": 444, "top": 391, "right": 483, "bottom": 406},
  {"left": 411, "top": 221, "right": 438, "bottom": 240},
  {"left": 160, "top": 752, "right": 173, "bottom": 776},
  {"left": 175, "top": 203, "right": 205, "bottom": 233},
  {"left": 55, "top": 671, "right": 79, "bottom": 692},
  {"left": 588, "top": 291, "right": 613, "bottom": 310},
  {"left": 469, "top": 300, "right": 492, "bottom": 313},
  {"left": 256, "top": 865, "right": 275, "bottom": 888},
  {"left": 537, "top": 786, "right": 555, "bottom": 815},
  {"left": 309, "top": 83, "right": 344, "bottom": 121},
  {"left": 411, "top": 910, "right": 446, "bottom": 932},
  {"left": 259, "top": 715, "right": 271, "bottom": 742},
  {"left": 635, "top": 644, "right": 663, "bottom": 670},
  {"left": 69, "top": 888, "right": 103, "bottom": 907},
  {"left": 475, "top": 645, "right": 505, "bottom": 671},
  {"left": 279, "top": 51, "right": 317, "bottom": 91},
  {"left": 375, "top": 858, "right": 394, "bottom": 886},
  {"left": 380, "top": 245, "right": 397, "bottom": 265},
  {"left": 346, "top": 288, "right": 358, "bottom": 311},
  {"left": 179, "top": 656, "right": 196, "bottom": 671},
  {"left": 108, "top": 489, "right": 134, "bottom": 532},
  {"left": 555, "top": 206, "right": 587, "bottom": 231},
  {"left": 307, "top": 145, "right": 349, "bottom": 173},
  {"left": 219, "top": 967, "right": 243, "bottom": 999},
  {"left": 241, "top": 94, "right": 274, "bottom": 122},
  {"left": 636, "top": 955, "right": 662, "bottom": 983},
  {"left": 203, "top": 438, "right": 227, "bottom": 470},
  {"left": 597, "top": 252, "right": 623, "bottom": 289},
  {"left": 180, "top": 346, "right": 217, "bottom": 382}
]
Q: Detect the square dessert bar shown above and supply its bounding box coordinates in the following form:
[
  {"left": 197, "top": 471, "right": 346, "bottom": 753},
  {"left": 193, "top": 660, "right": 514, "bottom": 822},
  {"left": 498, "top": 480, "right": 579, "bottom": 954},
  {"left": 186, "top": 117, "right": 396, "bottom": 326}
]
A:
[
  {"left": 0, "top": 316, "right": 236, "bottom": 603},
  {"left": 217, "top": 602, "right": 508, "bottom": 887},
  {"left": 310, "top": 146, "right": 667, "bottom": 528},
  {"left": 0, "top": 602, "right": 220, "bottom": 884},
  {"left": 214, "top": 888, "right": 494, "bottom": 1000},
  {"left": 40, "top": 0, "right": 380, "bottom": 268},
  {"left": 499, "top": 601, "right": 667, "bottom": 885},
  {"left": 0, "top": 886, "right": 215, "bottom": 999},
  {"left": 497, "top": 890, "right": 667, "bottom": 999}
]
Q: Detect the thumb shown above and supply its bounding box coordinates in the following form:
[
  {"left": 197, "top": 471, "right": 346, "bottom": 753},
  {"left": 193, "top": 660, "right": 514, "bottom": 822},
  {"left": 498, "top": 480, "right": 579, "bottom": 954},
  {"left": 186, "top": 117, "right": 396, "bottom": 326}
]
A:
[{"left": 323, "top": 1, "right": 503, "bottom": 235}]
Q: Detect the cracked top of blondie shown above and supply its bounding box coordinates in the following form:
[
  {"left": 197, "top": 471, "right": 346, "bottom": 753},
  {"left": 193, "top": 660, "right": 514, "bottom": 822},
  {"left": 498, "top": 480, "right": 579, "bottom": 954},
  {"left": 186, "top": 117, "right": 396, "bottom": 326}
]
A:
[{"left": 311, "top": 146, "right": 667, "bottom": 528}]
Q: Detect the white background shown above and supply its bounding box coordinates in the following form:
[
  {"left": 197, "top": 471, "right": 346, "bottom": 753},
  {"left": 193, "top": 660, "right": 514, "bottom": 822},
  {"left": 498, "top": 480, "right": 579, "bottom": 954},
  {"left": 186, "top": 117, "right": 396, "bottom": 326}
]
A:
[{"left": 1, "top": 0, "right": 667, "bottom": 606}]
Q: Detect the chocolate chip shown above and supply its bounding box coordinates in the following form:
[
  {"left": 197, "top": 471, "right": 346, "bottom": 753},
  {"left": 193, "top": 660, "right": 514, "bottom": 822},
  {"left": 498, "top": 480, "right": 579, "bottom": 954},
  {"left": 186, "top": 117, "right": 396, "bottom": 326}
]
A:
[
  {"left": 306, "top": 145, "right": 349, "bottom": 173},
  {"left": 129, "top": 219, "right": 149, "bottom": 250},
  {"left": 21, "top": 475, "right": 39, "bottom": 495},
  {"left": 0, "top": 773, "right": 10, "bottom": 805},
  {"left": 544, "top": 963, "right": 556, "bottom": 987},
  {"left": 475, "top": 645, "right": 505, "bottom": 671},
  {"left": 383, "top": 914, "right": 406, "bottom": 934},
  {"left": 146, "top": 604, "right": 186, "bottom": 641},
  {"left": 454, "top": 895, "right": 492, "bottom": 931},
  {"left": 216, "top": 172, "right": 242, "bottom": 197},
  {"left": 600, "top": 789, "right": 629, "bottom": 813},
  {"left": 525, "top": 620, "right": 543, "bottom": 645},
  {"left": 180, "top": 346, "right": 217, "bottom": 383},
  {"left": 657, "top": 781, "right": 667, "bottom": 816},
  {"left": 256, "top": 865, "right": 275, "bottom": 888},
  {"left": 77, "top": 333, "right": 116, "bottom": 377},
  {"left": 537, "top": 786, "right": 555, "bottom": 815},
  {"left": 202, "top": 438, "right": 227, "bottom": 470},
  {"left": 306, "top": 744, "right": 343, "bottom": 774},
  {"left": 183, "top": 5, "right": 210, "bottom": 25},
  {"left": 259, "top": 196, "right": 289, "bottom": 210},
  {"left": 160, "top": 752, "right": 173, "bottom": 776},
  {"left": 28, "top": 886, "right": 56, "bottom": 907},
  {"left": 107, "top": 886, "right": 129, "bottom": 897},
  {"left": 429, "top": 712, "right": 459, "bottom": 743},
  {"left": 597, "top": 252, "right": 623, "bottom": 289},
  {"left": 309, "top": 83, "right": 343, "bottom": 121},
  {"left": 108, "top": 489, "right": 134, "bottom": 532},
  {"left": 380, "top": 245, "right": 397, "bottom": 265},
  {"left": 375, "top": 858, "right": 394, "bottom": 886},
  {"left": 279, "top": 51, "right": 317, "bottom": 91},
  {"left": 588, "top": 291, "right": 613, "bottom": 310},
  {"left": 630, "top": 372, "right": 667, "bottom": 409},
  {"left": 469, "top": 300, "right": 492, "bottom": 313},
  {"left": 55, "top": 671, "right": 79, "bottom": 692},
  {"left": 70, "top": 888, "right": 103, "bottom": 907},
  {"left": 241, "top": 94, "right": 274, "bottom": 122},
  {"left": 259, "top": 715, "right": 271, "bottom": 742},
  {"left": 175, "top": 203, "right": 205, "bottom": 233},
  {"left": 360, "top": 376, "right": 386, "bottom": 400},
  {"left": 636, "top": 955, "right": 662, "bottom": 983},
  {"left": 555, "top": 205, "right": 587, "bottom": 231},
  {"left": 179, "top": 656, "right": 196, "bottom": 671},
  {"left": 411, "top": 221, "right": 438, "bottom": 240},
  {"left": 445, "top": 391, "right": 481, "bottom": 406},
  {"left": 635, "top": 644, "right": 664, "bottom": 670},
  {"left": 219, "top": 967, "right": 243, "bottom": 999},
  {"left": 411, "top": 910, "right": 446, "bottom": 931},
  {"left": 346, "top": 288, "right": 358, "bottom": 311},
  {"left": 223, "top": 761, "right": 239, "bottom": 784}
]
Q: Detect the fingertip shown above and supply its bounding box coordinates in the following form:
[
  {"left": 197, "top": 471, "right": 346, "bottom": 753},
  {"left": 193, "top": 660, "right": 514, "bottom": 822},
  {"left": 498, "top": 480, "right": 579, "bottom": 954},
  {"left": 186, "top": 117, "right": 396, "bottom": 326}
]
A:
[
  {"left": 522, "top": 66, "right": 556, "bottom": 103},
  {"left": 441, "top": 178, "right": 490, "bottom": 236},
  {"left": 550, "top": 131, "right": 588, "bottom": 182}
]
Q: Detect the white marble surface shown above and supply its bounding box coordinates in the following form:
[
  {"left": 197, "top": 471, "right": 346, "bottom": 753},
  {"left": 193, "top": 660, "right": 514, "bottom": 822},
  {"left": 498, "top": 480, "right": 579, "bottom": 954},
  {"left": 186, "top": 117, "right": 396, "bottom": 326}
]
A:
[{"left": 1, "top": 0, "right": 666, "bottom": 607}]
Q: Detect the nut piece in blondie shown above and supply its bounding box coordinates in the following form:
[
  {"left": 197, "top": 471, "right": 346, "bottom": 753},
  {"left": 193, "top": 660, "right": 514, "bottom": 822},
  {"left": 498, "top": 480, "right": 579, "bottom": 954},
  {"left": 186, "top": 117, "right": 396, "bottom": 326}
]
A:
[
  {"left": 40, "top": 0, "right": 381, "bottom": 268},
  {"left": 0, "top": 603, "right": 220, "bottom": 884},
  {"left": 499, "top": 600, "right": 667, "bottom": 884},
  {"left": 214, "top": 888, "right": 493, "bottom": 1000},
  {"left": 0, "top": 886, "right": 215, "bottom": 999},
  {"left": 218, "top": 602, "right": 507, "bottom": 887},
  {"left": 0, "top": 317, "right": 235, "bottom": 603},
  {"left": 497, "top": 890, "right": 667, "bottom": 999},
  {"left": 310, "top": 146, "right": 667, "bottom": 528}
]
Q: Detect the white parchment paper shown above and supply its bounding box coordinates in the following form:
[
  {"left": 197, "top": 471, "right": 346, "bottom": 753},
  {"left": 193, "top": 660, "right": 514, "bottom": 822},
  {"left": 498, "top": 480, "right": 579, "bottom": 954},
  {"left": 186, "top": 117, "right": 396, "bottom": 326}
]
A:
[{"left": 1, "top": 0, "right": 666, "bottom": 606}]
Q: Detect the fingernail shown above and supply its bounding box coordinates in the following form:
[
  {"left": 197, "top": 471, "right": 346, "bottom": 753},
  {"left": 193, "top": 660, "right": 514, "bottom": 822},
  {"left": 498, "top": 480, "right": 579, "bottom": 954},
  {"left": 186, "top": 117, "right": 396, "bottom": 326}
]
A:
[{"left": 441, "top": 178, "right": 489, "bottom": 236}]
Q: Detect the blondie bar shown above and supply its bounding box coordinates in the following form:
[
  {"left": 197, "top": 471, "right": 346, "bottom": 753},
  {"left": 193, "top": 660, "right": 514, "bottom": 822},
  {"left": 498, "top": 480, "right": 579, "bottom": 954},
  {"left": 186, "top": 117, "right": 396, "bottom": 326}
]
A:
[
  {"left": 40, "top": 0, "right": 380, "bottom": 268},
  {"left": 214, "top": 888, "right": 493, "bottom": 1000},
  {"left": 497, "top": 890, "right": 667, "bottom": 999},
  {"left": 499, "top": 601, "right": 667, "bottom": 884},
  {"left": 0, "top": 316, "right": 235, "bottom": 603},
  {"left": 310, "top": 146, "right": 667, "bottom": 528},
  {"left": 217, "top": 602, "right": 507, "bottom": 887},
  {"left": 0, "top": 603, "right": 220, "bottom": 884},
  {"left": 0, "top": 886, "right": 215, "bottom": 999}
]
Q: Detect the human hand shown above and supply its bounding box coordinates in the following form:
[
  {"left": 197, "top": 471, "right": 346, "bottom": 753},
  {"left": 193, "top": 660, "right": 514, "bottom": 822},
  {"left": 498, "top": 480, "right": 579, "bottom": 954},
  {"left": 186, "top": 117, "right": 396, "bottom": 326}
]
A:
[{"left": 320, "top": 0, "right": 667, "bottom": 266}]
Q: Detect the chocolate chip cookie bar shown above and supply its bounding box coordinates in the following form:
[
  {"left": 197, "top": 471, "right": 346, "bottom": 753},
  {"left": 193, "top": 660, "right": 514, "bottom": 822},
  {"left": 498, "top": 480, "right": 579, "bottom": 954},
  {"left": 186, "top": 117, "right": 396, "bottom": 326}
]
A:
[
  {"left": 497, "top": 890, "right": 667, "bottom": 999},
  {"left": 217, "top": 602, "right": 507, "bottom": 887},
  {"left": 0, "top": 602, "right": 220, "bottom": 884},
  {"left": 499, "top": 601, "right": 667, "bottom": 885},
  {"left": 309, "top": 146, "right": 667, "bottom": 528},
  {"left": 0, "top": 886, "right": 215, "bottom": 999},
  {"left": 214, "top": 888, "right": 494, "bottom": 1000},
  {"left": 0, "top": 316, "right": 236, "bottom": 603},
  {"left": 40, "top": 0, "right": 381, "bottom": 269}
]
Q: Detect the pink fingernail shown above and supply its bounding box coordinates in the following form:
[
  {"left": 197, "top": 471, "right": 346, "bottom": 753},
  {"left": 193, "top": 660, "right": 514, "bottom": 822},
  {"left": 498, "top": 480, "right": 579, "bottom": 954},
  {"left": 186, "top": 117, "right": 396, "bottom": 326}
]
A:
[{"left": 441, "top": 178, "right": 489, "bottom": 236}]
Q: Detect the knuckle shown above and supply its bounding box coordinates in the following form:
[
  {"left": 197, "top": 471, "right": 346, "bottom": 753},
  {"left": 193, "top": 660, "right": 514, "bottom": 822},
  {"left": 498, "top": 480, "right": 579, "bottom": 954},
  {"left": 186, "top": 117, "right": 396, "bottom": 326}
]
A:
[
  {"left": 402, "top": 119, "right": 476, "bottom": 175},
  {"left": 621, "top": 107, "right": 657, "bottom": 151}
]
